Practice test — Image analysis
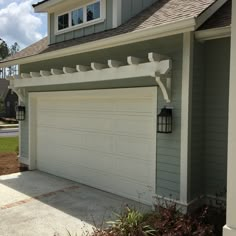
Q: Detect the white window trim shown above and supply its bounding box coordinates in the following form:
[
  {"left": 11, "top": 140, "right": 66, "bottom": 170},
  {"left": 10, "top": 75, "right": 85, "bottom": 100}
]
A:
[
  {"left": 55, "top": 0, "right": 106, "bottom": 35},
  {"left": 56, "top": 10, "right": 70, "bottom": 32}
]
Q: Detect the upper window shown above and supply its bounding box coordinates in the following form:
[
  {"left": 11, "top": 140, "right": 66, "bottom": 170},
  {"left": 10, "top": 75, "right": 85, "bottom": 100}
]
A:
[
  {"left": 87, "top": 2, "right": 100, "bottom": 21},
  {"left": 58, "top": 13, "right": 69, "bottom": 30},
  {"left": 72, "top": 8, "right": 83, "bottom": 26},
  {"left": 56, "top": 0, "right": 105, "bottom": 33}
]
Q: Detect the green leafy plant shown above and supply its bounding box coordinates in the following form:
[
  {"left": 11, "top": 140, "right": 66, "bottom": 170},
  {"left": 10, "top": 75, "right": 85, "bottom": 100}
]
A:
[
  {"left": 144, "top": 202, "right": 214, "bottom": 236},
  {"left": 92, "top": 204, "right": 216, "bottom": 236},
  {"left": 99, "top": 207, "right": 155, "bottom": 236}
]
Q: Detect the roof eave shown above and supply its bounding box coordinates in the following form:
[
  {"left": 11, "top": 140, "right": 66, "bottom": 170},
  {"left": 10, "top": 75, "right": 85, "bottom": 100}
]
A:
[
  {"left": 0, "top": 18, "right": 196, "bottom": 68},
  {"left": 195, "top": 25, "right": 231, "bottom": 41},
  {"left": 33, "top": 0, "right": 63, "bottom": 13}
]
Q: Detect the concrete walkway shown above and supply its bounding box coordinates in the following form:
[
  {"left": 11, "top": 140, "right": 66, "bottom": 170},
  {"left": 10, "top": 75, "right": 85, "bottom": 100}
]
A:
[{"left": 0, "top": 171, "right": 149, "bottom": 236}]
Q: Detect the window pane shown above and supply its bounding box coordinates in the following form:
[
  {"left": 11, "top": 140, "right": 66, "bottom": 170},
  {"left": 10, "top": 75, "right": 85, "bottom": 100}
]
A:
[
  {"left": 58, "top": 13, "right": 69, "bottom": 30},
  {"left": 72, "top": 8, "right": 83, "bottom": 26},
  {"left": 87, "top": 2, "right": 100, "bottom": 22}
]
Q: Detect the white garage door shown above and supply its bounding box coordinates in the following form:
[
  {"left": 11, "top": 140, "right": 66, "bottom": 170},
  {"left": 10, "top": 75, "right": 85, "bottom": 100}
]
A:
[{"left": 35, "top": 87, "right": 157, "bottom": 204}]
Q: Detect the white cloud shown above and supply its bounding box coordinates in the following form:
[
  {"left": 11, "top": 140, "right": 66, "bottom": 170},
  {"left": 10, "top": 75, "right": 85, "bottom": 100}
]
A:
[{"left": 0, "top": 0, "right": 44, "bottom": 48}]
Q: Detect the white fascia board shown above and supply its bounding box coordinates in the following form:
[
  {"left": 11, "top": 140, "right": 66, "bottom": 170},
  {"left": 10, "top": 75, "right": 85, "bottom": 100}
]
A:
[
  {"left": 33, "top": 0, "right": 64, "bottom": 13},
  {"left": 196, "top": 0, "right": 229, "bottom": 29},
  {"left": 0, "top": 18, "right": 196, "bottom": 68},
  {"left": 195, "top": 26, "right": 231, "bottom": 42}
]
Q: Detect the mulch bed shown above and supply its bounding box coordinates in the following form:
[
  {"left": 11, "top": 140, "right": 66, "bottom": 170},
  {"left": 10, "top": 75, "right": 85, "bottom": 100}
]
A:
[{"left": 0, "top": 152, "right": 25, "bottom": 175}]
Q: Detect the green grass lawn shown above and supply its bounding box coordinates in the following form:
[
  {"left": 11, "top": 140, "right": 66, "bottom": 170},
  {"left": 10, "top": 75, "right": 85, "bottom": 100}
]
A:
[{"left": 0, "top": 137, "right": 18, "bottom": 153}]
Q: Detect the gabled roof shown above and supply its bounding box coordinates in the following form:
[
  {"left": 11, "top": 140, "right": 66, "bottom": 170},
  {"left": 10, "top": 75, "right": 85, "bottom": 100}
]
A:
[
  {"left": 199, "top": 0, "right": 231, "bottom": 30},
  {"left": 0, "top": 79, "right": 9, "bottom": 101},
  {"left": 0, "top": 0, "right": 228, "bottom": 66},
  {"left": 2, "top": 37, "right": 48, "bottom": 63}
]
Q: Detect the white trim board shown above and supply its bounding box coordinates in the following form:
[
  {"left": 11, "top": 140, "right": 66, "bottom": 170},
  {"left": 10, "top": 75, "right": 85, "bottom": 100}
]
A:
[
  {"left": 34, "top": 0, "right": 64, "bottom": 13},
  {"left": 195, "top": 26, "right": 231, "bottom": 42},
  {"left": 180, "top": 32, "right": 194, "bottom": 204}
]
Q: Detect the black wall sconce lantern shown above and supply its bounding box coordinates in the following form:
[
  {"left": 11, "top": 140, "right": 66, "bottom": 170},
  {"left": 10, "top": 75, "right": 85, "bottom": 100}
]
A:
[
  {"left": 16, "top": 106, "right": 26, "bottom": 121},
  {"left": 157, "top": 107, "right": 172, "bottom": 133}
]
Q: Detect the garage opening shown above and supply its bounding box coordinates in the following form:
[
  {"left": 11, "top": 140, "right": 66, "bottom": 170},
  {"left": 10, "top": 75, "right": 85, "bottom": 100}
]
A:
[{"left": 31, "top": 87, "right": 157, "bottom": 205}]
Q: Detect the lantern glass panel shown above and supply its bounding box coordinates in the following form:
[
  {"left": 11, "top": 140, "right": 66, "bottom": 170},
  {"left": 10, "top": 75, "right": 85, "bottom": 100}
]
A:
[
  {"left": 16, "top": 106, "right": 25, "bottom": 121},
  {"left": 157, "top": 108, "right": 172, "bottom": 133}
]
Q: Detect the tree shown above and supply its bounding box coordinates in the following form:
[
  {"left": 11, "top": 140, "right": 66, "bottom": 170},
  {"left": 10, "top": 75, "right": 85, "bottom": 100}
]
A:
[
  {"left": 0, "top": 39, "right": 9, "bottom": 60},
  {"left": 0, "top": 39, "right": 20, "bottom": 78},
  {"left": 8, "top": 42, "right": 20, "bottom": 76},
  {"left": 9, "top": 42, "right": 20, "bottom": 56}
]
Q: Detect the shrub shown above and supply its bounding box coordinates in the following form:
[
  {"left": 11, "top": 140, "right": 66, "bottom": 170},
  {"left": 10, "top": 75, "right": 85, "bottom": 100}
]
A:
[
  {"left": 92, "top": 204, "right": 218, "bottom": 236},
  {"left": 92, "top": 207, "right": 155, "bottom": 236},
  {"left": 146, "top": 204, "right": 214, "bottom": 236}
]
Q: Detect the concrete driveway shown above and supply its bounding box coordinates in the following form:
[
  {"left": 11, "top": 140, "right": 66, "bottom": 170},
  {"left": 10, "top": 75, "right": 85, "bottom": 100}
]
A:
[
  {"left": 0, "top": 128, "right": 18, "bottom": 137},
  {"left": 0, "top": 171, "right": 149, "bottom": 236}
]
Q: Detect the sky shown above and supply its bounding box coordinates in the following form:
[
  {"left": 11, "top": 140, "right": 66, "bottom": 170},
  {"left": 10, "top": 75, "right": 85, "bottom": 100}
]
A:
[{"left": 0, "top": 0, "right": 47, "bottom": 50}]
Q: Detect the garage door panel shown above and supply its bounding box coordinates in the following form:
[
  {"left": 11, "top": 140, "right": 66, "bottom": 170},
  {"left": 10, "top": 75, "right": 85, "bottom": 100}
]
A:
[
  {"left": 38, "top": 113, "right": 154, "bottom": 137},
  {"left": 110, "top": 177, "right": 153, "bottom": 202},
  {"left": 114, "top": 136, "right": 153, "bottom": 158},
  {"left": 113, "top": 117, "right": 154, "bottom": 137},
  {"left": 39, "top": 129, "right": 152, "bottom": 160},
  {"left": 114, "top": 158, "right": 151, "bottom": 181},
  {"left": 38, "top": 127, "right": 85, "bottom": 146},
  {"left": 114, "top": 98, "right": 153, "bottom": 113},
  {"left": 35, "top": 87, "right": 157, "bottom": 204},
  {"left": 38, "top": 161, "right": 114, "bottom": 191},
  {"left": 38, "top": 159, "right": 151, "bottom": 202},
  {"left": 38, "top": 98, "right": 115, "bottom": 112},
  {"left": 38, "top": 114, "right": 113, "bottom": 132},
  {"left": 38, "top": 148, "right": 114, "bottom": 173},
  {"left": 38, "top": 144, "right": 152, "bottom": 180},
  {"left": 38, "top": 130, "right": 113, "bottom": 153},
  {"left": 82, "top": 133, "right": 113, "bottom": 152}
]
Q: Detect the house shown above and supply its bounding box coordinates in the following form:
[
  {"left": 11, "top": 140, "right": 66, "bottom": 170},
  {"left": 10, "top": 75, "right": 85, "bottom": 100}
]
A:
[
  {"left": 0, "top": 0, "right": 234, "bottom": 234},
  {"left": 0, "top": 79, "right": 17, "bottom": 118}
]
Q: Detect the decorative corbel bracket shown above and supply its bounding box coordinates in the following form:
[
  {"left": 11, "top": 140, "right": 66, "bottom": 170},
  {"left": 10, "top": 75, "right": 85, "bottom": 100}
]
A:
[
  {"left": 6, "top": 76, "right": 26, "bottom": 104},
  {"left": 148, "top": 52, "right": 172, "bottom": 103},
  {"left": 155, "top": 74, "right": 171, "bottom": 103},
  {"left": 9, "top": 86, "right": 26, "bottom": 104}
]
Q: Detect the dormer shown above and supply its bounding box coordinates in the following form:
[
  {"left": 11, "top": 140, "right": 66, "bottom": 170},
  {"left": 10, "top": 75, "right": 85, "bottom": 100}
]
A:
[{"left": 33, "top": 0, "right": 158, "bottom": 44}]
